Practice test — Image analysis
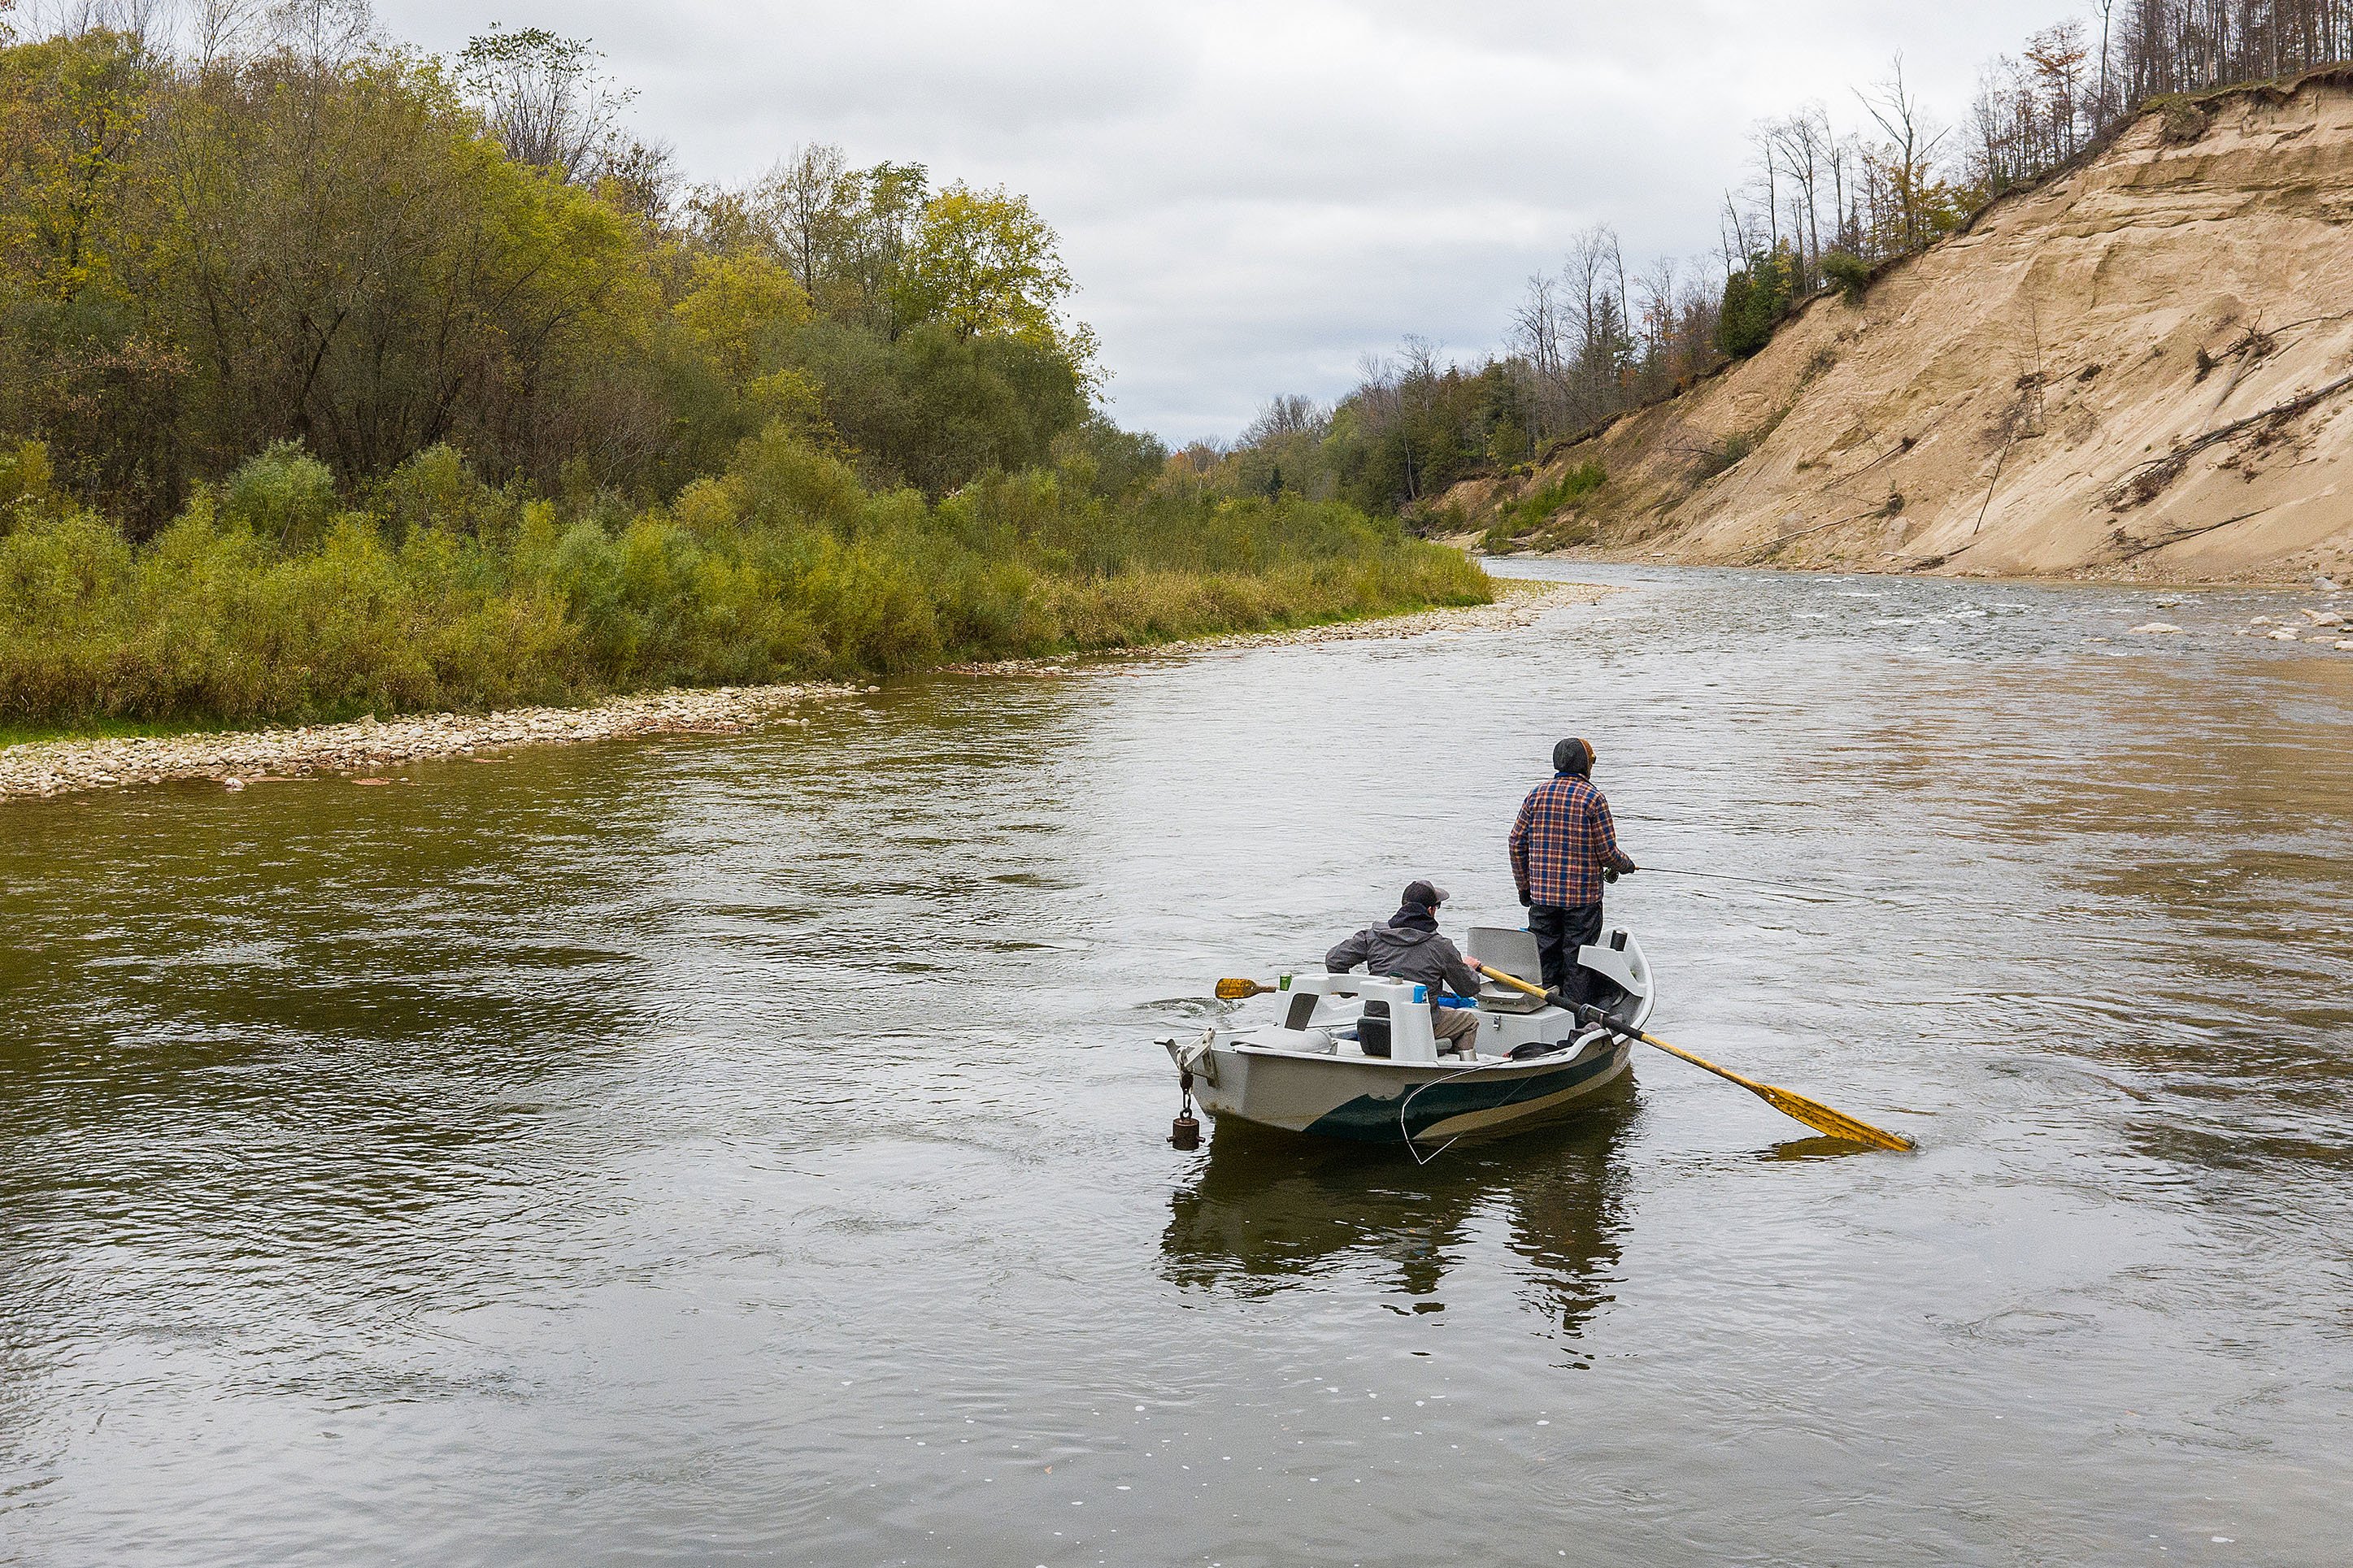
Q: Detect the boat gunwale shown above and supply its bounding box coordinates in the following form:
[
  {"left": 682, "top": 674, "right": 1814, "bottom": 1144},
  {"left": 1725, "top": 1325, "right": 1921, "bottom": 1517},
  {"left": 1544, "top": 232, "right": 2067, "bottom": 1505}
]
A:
[{"left": 1218, "top": 1037, "right": 1616, "bottom": 1078}]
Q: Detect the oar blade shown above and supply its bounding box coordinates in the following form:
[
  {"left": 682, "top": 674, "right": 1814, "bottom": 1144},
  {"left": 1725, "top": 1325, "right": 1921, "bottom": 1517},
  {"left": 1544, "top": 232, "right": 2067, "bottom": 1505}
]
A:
[
  {"left": 1756, "top": 1084, "right": 1916, "bottom": 1151},
  {"left": 1214, "top": 978, "right": 1269, "bottom": 1000}
]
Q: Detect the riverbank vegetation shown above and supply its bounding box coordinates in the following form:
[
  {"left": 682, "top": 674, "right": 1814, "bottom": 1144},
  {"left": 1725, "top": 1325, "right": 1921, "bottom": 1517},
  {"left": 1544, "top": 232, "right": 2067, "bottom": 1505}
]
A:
[
  {"left": 0, "top": 7, "right": 1483, "bottom": 729},
  {"left": 0, "top": 432, "right": 1480, "bottom": 724},
  {"left": 1181, "top": 0, "right": 2353, "bottom": 523}
]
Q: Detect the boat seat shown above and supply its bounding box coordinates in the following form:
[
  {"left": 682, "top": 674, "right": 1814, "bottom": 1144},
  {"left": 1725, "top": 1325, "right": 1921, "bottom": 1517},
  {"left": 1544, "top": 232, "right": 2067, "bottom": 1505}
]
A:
[{"left": 1466, "top": 926, "right": 1550, "bottom": 1013}]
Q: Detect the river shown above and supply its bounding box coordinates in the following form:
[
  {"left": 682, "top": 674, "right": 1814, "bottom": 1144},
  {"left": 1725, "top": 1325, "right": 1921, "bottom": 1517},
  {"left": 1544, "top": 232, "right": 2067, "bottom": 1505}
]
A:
[{"left": 2, "top": 562, "right": 2348, "bottom": 1566}]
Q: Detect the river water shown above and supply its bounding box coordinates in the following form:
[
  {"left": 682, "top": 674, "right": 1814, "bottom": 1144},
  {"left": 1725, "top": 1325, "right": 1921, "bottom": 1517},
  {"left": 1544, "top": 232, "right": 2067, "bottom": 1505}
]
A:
[{"left": 2, "top": 562, "right": 2349, "bottom": 1566}]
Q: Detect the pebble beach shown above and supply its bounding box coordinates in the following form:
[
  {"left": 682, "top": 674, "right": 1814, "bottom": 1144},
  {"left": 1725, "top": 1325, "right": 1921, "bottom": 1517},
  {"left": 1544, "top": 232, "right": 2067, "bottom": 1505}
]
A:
[
  {"left": 0, "top": 684, "right": 850, "bottom": 803},
  {"left": 1, "top": 579, "right": 1607, "bottom": 802}
]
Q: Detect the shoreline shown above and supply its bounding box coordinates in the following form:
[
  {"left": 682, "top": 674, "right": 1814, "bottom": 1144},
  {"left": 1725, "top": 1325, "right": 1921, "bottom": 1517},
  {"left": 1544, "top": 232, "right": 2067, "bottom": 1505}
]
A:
[
  {"left": 0, "top": 580, "right": 1609, "bottom": 802},
  {"left": 942, "top": 577, "right": 1605, "bottom": 675},
  {"left": 1464, "top": 541, "right": 2341, "bottom": 591}
]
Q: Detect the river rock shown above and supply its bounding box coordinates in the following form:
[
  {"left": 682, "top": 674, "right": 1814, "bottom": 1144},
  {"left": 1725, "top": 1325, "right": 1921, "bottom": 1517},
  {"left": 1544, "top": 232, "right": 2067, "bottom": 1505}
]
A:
[{"left": 2129, "top": 623, "right": 2184, "bottom": 634}]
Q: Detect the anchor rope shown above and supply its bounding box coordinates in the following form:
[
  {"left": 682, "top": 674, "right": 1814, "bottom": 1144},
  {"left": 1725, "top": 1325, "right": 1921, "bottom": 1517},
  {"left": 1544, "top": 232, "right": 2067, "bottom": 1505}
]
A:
[{"left": 1397, "top": 1031, "right": 1610, "bottom": 1166}]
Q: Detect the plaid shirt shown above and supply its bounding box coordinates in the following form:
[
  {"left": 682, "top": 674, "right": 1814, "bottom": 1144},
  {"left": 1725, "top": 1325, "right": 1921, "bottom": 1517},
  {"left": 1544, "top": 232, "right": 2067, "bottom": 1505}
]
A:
[{"left": 1509, "top": 774, "right": 1636, "bottom": 908}]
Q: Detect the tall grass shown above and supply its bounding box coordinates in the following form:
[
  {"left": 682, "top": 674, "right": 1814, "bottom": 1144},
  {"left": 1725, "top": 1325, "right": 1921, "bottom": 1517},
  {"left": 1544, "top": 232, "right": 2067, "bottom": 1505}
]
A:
[
  {"left": 0, "top": 432, "right": 1489, "bottom": 728},
  {"left": 1482, "top": 460, "right": 1607, "bottom": 550}
]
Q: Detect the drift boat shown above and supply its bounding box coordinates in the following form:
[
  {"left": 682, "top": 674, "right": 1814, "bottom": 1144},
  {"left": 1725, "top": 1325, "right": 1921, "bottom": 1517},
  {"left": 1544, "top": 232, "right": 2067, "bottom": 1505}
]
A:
[{"left": 1160, "top": 924, "right": 1655, "bottom": 1147}]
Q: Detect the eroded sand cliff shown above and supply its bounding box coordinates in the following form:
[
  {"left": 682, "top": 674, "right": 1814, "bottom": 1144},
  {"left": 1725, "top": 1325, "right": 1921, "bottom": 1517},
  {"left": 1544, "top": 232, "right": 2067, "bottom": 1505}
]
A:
[{"left": 1454, "top": 72, "right": 2353, "bottom": 580}]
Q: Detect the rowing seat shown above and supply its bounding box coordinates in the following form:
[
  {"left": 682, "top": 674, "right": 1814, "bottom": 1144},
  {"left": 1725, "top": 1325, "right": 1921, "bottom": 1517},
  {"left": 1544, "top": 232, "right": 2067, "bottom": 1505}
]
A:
[{"left": 1466, "top": 927, "right": 1550, "bottom": 1014}]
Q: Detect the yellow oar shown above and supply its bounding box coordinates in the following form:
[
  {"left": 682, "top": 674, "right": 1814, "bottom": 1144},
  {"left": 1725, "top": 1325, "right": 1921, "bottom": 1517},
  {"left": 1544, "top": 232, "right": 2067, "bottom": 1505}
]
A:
[
  {"left": 1471, "top": 961, "right": 1916, "bottom": 1152},
  {"left": 1215, "top": 978, "right": 1277, "bottom": 1000}
]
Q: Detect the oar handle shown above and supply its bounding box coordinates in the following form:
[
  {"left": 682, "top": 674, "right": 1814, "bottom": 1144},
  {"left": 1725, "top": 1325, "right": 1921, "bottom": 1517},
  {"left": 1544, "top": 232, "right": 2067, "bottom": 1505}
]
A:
[
  {"left": 1468, "top": 962, "right": 1772, "bottom": 1092},
  {"left": 1470, "top": 960, "right": 1548, "bottom": 1001}
]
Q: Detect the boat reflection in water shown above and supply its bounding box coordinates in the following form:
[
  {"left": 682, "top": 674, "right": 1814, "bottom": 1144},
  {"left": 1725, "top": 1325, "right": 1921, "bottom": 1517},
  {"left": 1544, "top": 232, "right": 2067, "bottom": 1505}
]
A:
[{"left": 1159, "top": 1097, "right": 1634, "bottom": 1351}]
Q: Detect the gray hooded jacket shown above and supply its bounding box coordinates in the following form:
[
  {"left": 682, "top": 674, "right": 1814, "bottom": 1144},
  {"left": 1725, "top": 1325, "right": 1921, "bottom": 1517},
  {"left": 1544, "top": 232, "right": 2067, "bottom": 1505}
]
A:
[{"left": 1325, "top": 914, "right": 1481, "bottom": 1001}]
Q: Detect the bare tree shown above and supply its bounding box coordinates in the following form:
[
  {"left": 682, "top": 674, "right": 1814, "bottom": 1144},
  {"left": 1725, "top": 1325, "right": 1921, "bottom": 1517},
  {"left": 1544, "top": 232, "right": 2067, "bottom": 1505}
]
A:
[
  {"left": 1764, "top": 105, "right": 1834, "bottom": 284},
  {"left": 1508, "top": 271, "right": 1568, "bottom": 437},
  {"left": 755, "top": 144, "right": 859, "bottom": 298},
  {"left": 1634, "top": 252, "right": 1680, "bottom": 389},
  {"left": 189, "top": 0, "right": 269, "bottom": 66},
  {"left": 599, "top": 137, "right": 679, "bottom": 227},
  {"left": 2093, "top": 0, "right": 2120, "bottom": 121},
  {"left": 266, "top": 0, "right": 372, "bottom": 69},
  {"left": 30, "top": 0, "right": 169, "bottom": 37},
  {"left": 456, "top": 24, "right": 634, "bottom": 183},
  {"left": 1241, "top": 393, "right": 1326, "bottom": 444},
  {"left": 1509, "top": 272, "right": 1563, "bottom": 383},
  {"left": 1858, "top": 54, "right": 1949, "bottom": 254}
]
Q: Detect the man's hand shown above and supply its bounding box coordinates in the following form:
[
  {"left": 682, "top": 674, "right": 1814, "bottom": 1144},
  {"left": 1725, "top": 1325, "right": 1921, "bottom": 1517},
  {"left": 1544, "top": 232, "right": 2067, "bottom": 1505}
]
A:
[{"left": 1516, "top": 887, "right": 1532, "bottom": 907}]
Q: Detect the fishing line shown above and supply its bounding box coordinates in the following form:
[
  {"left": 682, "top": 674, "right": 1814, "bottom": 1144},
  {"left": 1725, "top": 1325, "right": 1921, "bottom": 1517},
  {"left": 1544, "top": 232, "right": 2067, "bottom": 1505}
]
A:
[
  {"left": 1397, "top": 1054, "right": 1492, "bottom": 1166},
  {"left": 1634, "top": 864, "right": 1888, "bottom": 902},
  {"left": 1397, "top": 1032, "right": 1603, "bottom": 1166}
]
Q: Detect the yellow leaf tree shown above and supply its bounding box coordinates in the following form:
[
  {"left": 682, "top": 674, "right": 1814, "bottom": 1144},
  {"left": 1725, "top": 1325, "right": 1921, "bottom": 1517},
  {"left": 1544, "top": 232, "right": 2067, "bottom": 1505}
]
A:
[{"left": 889, "top": 183, "right": 1088, "bottom": 363}]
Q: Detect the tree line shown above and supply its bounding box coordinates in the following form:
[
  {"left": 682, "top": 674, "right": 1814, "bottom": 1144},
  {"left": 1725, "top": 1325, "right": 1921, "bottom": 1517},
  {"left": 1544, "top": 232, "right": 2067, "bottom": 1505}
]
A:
[
  {"left": 0, "top": 2, "right": 1485, "bottom": 726},
  {"left": 1190, "top": 0, "right": 2351, "bottom": 520},
  {"left": 0, "top": 0, "right": 1131, "bottom": 532}
]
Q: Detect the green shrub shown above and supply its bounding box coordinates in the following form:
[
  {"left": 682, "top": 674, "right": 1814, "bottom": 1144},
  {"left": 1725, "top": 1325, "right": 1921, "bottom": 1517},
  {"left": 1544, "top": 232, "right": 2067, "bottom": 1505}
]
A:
[
  {"left": 219, "top": 442, "right": 340, "bottom": 551},
  {"left": 0, "top": 441, "right": 57, "bottom": 528},
  {"left": 1822, "top": 250, "right": 1872, "bottom": 304},
  {"left": 0, "top": 432, "right": 1489, "bottom": 728}
]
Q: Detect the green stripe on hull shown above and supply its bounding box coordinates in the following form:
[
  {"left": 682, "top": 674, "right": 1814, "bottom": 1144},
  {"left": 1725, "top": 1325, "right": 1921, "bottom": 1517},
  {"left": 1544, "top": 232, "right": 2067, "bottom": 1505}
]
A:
[{"left": 1299, "top": 1049, "right": 1624, "bottom": 1143}]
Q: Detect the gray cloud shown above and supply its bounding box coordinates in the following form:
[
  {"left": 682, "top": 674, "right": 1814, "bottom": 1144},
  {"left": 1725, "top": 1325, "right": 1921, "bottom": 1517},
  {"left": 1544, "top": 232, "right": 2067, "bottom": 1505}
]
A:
[{"left": 378, "top": 0, "right": 2069, "bottom": 441}]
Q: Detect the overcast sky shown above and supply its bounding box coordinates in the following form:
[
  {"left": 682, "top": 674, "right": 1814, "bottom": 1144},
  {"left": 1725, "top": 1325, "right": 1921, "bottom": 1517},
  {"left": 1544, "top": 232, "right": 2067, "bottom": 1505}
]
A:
[{"left": 379, "top": 0, "right": 2071, "bottom": 442}]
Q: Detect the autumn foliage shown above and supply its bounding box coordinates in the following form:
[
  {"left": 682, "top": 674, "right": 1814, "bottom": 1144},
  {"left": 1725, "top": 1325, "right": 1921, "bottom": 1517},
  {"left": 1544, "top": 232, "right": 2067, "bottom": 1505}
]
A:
[{"left": 0, "top": 17, "right": 1485, "bottom": 729}]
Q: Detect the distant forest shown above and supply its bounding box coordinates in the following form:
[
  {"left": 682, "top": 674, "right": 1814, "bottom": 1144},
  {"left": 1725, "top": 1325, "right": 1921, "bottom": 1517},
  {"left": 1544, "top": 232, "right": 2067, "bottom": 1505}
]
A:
[{"left": 1193, "top": 0, "right": 2353, "bottom": 519}]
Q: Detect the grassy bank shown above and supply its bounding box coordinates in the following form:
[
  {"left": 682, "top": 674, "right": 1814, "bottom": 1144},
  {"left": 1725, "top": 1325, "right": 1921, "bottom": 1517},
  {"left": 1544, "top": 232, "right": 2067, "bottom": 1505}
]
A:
[{"left": 0, "top": 433, "right": 1488, "bottom": 731}]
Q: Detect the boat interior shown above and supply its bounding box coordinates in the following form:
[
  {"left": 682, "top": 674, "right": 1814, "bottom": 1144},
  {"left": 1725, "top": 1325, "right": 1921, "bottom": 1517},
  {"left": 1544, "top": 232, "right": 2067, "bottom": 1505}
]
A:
[{"left": 1229, "top": 926, "right": 1654, "bottom": 1067}]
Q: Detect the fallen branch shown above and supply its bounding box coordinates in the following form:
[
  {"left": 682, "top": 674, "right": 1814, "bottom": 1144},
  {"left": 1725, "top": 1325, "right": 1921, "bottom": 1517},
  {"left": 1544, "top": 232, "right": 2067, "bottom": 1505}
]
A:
[
  {"left": 2110, "top": 506, "right": 2269, "bottom": 562},
  {"left": 2107, "top": 369, "right": 2353, "bottom": 508},
  {"left": 1746, "top": 504, "right": 1888, "bottom": 558},
  {"left": 1976, "top": 425, "right": 2021, "bottom": 534}
]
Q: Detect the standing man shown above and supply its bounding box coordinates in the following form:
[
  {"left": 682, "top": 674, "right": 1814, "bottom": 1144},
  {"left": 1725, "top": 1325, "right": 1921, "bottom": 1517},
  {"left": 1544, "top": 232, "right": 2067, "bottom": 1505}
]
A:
[{"left": 1508, "top": 737, "right": 1637, "bottom": 1009}]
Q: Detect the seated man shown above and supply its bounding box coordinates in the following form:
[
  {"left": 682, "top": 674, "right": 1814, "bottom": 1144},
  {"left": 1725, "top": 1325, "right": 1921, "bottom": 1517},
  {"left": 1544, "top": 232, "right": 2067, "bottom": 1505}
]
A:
[{"left": 1325, "top": 880, "right": 1484, "bottom": 1059}]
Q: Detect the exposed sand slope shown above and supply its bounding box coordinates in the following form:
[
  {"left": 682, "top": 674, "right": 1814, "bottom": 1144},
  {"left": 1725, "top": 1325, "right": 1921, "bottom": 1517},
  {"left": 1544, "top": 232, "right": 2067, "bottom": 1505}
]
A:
[{"left": 1455, "top": 72, "right": 2353, "bottom": 581}]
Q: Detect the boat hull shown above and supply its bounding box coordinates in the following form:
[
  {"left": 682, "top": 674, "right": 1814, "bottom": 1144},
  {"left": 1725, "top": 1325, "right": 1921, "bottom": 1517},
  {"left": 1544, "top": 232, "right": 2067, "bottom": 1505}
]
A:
[{"left": 1173, "top": 1036, "right": 1633, "bottom": 1145}]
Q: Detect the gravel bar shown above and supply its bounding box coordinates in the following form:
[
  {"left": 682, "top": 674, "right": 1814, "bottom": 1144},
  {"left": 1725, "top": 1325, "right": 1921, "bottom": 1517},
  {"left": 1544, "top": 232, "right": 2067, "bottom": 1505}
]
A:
[
  {"left": 3, "top": 581, "right": 1611, "bottom": 802},
  {"left": 0, "top": 683, "right": 850, "bottom": 802}
]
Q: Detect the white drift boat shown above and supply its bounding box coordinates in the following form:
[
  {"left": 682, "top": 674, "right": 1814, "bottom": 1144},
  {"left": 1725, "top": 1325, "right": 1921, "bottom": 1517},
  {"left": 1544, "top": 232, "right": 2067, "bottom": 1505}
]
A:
[{"left": 1161, "top": 925, "right": 1655, "bottom": 1147}]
